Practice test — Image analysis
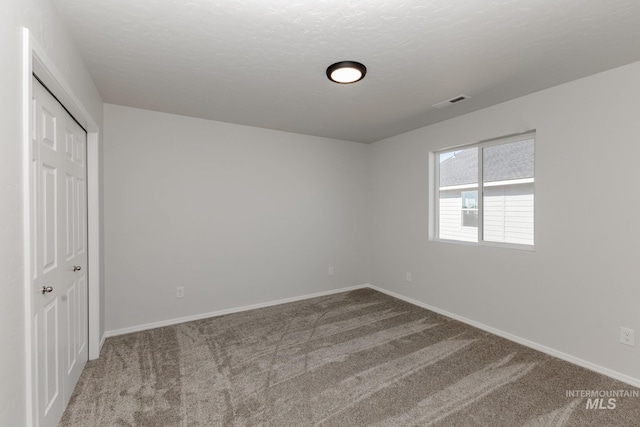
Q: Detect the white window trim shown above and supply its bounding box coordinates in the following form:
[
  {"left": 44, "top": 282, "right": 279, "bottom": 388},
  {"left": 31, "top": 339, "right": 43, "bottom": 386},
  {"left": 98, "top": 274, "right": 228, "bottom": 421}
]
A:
[
  {"left": 483, "top": 177, "right": 534, "bottom": 187},
  {"left": 439, "top": 183, "right": 478, "bottom": 191},
  {"left": 431, "top": 131, "right": 535, "bottom": 250}
]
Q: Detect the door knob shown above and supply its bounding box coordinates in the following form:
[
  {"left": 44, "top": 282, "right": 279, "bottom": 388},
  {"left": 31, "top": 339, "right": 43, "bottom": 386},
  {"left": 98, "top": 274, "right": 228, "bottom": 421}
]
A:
[
  {"left": 42, "top": 286, "right": 53, "bottom": 294},
  {"left": 73, "top": 265, "right": 82, "bottom": 272}
]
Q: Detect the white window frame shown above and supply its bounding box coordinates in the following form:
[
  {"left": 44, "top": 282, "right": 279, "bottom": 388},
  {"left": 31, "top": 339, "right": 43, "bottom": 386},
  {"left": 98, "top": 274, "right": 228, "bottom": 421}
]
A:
[{"left": 432, "top": 131, "right": 535, "bottom": 250}]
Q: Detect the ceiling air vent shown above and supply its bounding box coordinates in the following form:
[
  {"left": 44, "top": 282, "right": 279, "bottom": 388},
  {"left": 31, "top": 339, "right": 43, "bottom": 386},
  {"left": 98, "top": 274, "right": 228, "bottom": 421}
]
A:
[{"left": 432, "top": 94, "right": 470, "bottom": 110}]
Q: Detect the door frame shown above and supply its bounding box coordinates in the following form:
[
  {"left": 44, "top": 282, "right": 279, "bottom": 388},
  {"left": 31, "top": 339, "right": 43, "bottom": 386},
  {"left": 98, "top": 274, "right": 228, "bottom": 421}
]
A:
[{"left": 22, "top": 28, "right": 102, "bottom": 426}]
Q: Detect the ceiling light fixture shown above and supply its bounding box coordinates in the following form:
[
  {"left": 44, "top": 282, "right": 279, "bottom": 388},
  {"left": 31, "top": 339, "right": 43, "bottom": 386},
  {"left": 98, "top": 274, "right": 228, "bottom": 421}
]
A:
[{"left": 326, "top": 61, "right": 367, "bottom": 84}]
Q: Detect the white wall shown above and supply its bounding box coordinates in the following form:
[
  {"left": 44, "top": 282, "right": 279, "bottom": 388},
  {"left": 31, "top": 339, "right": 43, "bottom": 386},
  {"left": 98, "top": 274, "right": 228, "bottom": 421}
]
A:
[
  {"left": 369, "top": 60, "right": 640, "bottom": 383},
  {"left": 103, "top": 104, "right": 368, "bottom": 332},
  {"left": 0, "top": 1, "right": 102, "bottom": 425}
]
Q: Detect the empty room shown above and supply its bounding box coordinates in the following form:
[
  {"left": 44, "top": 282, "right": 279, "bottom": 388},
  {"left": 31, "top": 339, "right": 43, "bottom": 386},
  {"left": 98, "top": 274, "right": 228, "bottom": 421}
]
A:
[{"left": 2, "top": 0, "right": 640, "bottom": 426}]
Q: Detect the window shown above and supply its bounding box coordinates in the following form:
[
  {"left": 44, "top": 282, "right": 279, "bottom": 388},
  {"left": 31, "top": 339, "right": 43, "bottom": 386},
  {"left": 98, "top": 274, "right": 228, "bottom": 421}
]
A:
[
  {"left": 461, "top": 191, "right": 478, "bottom": 227},
  {"left": 435, "top": 132, "right": 535, "bottom": 247}
]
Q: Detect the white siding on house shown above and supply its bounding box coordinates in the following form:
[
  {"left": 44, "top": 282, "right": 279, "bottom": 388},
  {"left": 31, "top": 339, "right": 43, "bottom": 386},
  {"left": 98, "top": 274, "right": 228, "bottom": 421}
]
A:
[
  {"left": 439, "top": 190, "right": 478, "bottom": 242},
  {"left": 439, "top": 183, "right": 533, "bottom": 245},
  {"left": 484, "top": 183, "right": 534, "bottom": 245}
]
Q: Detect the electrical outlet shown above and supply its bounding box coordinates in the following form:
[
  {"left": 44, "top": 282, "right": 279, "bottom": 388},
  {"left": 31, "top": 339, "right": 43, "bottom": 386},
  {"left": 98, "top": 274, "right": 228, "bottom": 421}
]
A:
[
  {"left": 176, "top": 286, "right": 184, "bottom": 299},
  {"left": 620, "top": 327, "right": 635, "bottom": 346},
  {"left": 406, "top": 272, "right": 412, "bottom": 282},
  {"left": 328, "top": 266, "right": 334, "bottom": 276}
]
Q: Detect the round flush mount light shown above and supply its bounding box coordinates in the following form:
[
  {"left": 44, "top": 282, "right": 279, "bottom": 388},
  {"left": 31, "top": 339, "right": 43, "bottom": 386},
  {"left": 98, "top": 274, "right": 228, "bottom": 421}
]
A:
[{"left": 326, "top": 61, "right": 367, "bottom": 84}]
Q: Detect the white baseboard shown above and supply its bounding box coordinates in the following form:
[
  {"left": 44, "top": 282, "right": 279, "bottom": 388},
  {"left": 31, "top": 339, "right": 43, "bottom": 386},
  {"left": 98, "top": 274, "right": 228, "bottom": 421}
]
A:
[
  {"left": 366, "top": 284, "right": 640, "bottom": 389},
  {"left": 105, "top": 284, "right": 369, "bottom": 338}
]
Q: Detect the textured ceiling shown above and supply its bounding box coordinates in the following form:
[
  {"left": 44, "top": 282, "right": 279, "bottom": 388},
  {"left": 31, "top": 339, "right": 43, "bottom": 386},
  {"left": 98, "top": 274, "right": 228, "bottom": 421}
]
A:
[{"left": 52, "top": 0, "right": 640, "bottom": 143}]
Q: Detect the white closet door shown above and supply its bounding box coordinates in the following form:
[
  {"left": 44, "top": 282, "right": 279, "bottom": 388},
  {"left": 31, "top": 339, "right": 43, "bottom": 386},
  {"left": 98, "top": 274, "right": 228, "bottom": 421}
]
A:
[{"left": 32, "top": 76, "right": 88, "bottom": 427}]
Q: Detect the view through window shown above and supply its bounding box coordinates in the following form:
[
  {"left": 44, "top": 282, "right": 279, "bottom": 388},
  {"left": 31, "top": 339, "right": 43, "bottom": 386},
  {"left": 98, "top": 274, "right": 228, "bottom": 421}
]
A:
[{"left": 436, "top": 134, "right": 535, "bottom": 246}]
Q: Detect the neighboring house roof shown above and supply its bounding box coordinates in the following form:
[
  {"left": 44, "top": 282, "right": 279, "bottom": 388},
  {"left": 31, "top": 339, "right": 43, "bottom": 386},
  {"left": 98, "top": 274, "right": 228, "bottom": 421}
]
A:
[{"left": 439, "top": 138, "right": 534, "bottom": 187}]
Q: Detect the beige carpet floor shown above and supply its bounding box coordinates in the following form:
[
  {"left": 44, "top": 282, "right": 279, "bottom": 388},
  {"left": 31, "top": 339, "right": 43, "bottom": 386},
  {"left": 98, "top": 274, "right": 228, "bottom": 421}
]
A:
[{"left": 60, "top": 288, "right": 639, "bottom": 426}]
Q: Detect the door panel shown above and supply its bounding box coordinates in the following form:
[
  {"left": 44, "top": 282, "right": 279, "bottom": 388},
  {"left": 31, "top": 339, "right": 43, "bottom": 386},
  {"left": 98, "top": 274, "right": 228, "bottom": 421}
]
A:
[
  {"left": 41, "top": 107, "right": 56, "bottom": 149},
  {"left": 76, "top": 176, "right": 86, "bottom": 254},
  {"left": 41, "top": 164, "right": 57, "bottom": 274},
  {"left": 64, "top": 129, "right": 74, "bottom": 160},
  {"left": 42, "top": 299, "right": 59, "bottom": 415},
  {"left": 33, "top": 76, "right": 88, "bottom": 427},
  {"left": 66, "top": 281, "right": 77, "bottom": 374},
  {"left": 65, "top": 173, "right": 75, "bottom": 260},
  {"left": 77, "top": 274, "right": 88, "bottom": 354}
]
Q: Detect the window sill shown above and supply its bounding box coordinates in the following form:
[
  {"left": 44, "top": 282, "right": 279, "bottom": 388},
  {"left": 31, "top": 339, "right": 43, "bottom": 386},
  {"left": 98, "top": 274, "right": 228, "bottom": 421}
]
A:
[{"left": 432, "top": 238, "right": 535, "bottom": 252}]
